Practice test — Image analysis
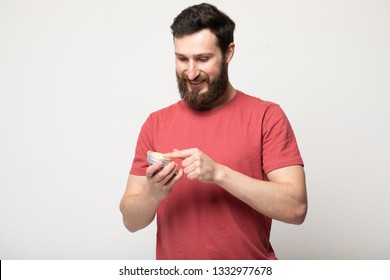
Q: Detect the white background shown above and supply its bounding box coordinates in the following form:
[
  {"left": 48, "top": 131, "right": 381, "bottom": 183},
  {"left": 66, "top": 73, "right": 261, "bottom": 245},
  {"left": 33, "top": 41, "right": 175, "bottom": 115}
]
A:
[{"left": 1, "top": 0, "right": 389, "bottom": 259}]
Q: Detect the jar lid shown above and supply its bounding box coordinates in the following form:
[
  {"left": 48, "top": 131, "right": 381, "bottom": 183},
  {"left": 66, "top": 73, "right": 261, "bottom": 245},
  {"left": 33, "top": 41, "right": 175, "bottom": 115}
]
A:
[{"left": 147, "top": 151, "right": 172, "bottom": 166}]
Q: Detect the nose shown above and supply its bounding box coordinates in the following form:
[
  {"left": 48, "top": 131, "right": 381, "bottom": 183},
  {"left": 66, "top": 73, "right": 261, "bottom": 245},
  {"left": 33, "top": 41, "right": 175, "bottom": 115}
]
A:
[{"left": 186, "top": 60, "right": 200, "bottom": 80}]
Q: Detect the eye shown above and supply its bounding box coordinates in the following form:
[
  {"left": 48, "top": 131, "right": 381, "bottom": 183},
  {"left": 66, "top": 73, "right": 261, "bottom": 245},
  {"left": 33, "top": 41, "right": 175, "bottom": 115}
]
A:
[
  {"left": 198, "top": 57, "right": 209, "bottom": 62},
  {"left": 177, "top": 56, "right": 188, "bottom": 62}
]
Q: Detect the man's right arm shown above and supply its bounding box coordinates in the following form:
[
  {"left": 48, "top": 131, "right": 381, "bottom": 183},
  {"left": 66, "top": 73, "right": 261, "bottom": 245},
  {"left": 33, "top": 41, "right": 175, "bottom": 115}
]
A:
[{"left": 120, "top": 161, "right": 183, "bottom": 232}]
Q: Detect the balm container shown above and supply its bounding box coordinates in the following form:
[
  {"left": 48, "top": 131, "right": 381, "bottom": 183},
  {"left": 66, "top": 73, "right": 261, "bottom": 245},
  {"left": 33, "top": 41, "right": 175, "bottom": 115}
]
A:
[{"left": 147, "top": 151, "right": 172, "bottom": 166}]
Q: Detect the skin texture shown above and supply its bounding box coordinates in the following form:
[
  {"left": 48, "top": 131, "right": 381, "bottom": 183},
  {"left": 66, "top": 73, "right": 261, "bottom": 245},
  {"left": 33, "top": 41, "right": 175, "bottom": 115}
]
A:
[{"left": 120, "top": 29, "right": 307, "bottom": 233}]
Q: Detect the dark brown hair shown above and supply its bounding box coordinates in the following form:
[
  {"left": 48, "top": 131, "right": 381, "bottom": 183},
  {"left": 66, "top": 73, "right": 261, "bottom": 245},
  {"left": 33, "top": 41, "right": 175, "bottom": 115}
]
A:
[{"left": 170, "top": 3, "right": 235, "bottom": 55}]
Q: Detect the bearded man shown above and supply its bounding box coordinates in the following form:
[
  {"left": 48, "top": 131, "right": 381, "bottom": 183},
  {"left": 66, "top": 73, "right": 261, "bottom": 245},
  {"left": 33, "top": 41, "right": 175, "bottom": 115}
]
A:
[{"left": 120, "top": 3, "right": 307, "bottom": 260}]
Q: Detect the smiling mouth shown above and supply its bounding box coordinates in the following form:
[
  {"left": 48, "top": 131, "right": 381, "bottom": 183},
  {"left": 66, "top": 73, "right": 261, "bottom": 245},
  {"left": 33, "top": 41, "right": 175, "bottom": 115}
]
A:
[{"left": 188, "top": 80, "right": 205, "bottom": 88}]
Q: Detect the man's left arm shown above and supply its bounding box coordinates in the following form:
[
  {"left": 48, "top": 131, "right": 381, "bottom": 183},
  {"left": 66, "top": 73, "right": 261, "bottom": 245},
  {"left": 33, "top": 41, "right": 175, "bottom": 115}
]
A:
[
  {"left": 164, "top": 148, "right": 307, "bottom": 224},
  {"left": 216, "top": 163, "right": 307, "bottom": 224}
]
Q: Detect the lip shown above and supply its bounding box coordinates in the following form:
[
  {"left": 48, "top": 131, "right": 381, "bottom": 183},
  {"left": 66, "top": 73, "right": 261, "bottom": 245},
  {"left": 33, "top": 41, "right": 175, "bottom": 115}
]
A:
[{"left": 188, "top": 80, "right": 205, "bottom": 89}]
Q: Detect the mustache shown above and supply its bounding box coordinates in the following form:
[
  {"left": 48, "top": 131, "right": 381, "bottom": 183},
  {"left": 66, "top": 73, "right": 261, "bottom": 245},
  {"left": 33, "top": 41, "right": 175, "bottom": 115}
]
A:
[{"left": 178, "top": 71, "right": 210, "bottom": 83}]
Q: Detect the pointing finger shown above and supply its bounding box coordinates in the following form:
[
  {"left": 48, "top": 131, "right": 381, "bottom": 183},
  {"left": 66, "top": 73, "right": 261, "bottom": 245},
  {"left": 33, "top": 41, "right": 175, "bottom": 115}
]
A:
[{"left": 163, "top": 148, "right": 196, "bottom": 159}]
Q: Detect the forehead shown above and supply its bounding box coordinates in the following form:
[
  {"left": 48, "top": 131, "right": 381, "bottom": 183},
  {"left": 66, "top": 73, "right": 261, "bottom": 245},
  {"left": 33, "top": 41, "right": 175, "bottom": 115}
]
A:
[{"left": 174, "top": 29, "right": 220, "bottom": 56}]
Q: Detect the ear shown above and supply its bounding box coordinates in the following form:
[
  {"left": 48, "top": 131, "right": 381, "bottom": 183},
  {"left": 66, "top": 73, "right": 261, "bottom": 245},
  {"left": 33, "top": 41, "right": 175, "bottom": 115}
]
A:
[{"left": 225, "top": 43, "right": 235, "bottom": 64}]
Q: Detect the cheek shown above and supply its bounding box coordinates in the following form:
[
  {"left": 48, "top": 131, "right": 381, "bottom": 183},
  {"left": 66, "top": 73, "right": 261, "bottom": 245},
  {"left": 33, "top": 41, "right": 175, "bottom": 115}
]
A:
[
  {"left": 205, "top": 60, "right": 222, "bottom": 76},
  {"left": 175, "top": 62, "right": 185, "bottom": 75},
  {"left": 203, "top": 66, "right": 219, "bottom": 80}
]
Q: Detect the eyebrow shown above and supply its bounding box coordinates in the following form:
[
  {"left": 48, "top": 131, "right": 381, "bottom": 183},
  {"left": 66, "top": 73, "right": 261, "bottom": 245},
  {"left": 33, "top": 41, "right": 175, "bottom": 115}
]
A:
[{"left": 175, "top": 52, "right": 214, "bottom": 58}]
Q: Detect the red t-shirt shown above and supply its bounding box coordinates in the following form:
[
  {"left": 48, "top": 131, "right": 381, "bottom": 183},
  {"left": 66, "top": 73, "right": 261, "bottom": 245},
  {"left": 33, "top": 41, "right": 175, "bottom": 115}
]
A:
[{"left": 130, "top": 90, "right": 303, "bottom": 259}]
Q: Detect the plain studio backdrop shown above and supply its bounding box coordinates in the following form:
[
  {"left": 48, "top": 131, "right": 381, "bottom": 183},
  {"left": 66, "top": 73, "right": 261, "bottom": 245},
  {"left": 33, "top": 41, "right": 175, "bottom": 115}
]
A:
[{"left": 0, "top": 0, "right": 389, "bottom": 260}]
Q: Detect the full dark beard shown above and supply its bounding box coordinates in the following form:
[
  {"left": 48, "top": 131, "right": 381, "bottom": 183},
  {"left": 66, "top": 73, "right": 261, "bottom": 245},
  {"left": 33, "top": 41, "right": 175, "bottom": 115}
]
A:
[{"left": 176, "top": 62, "right": 229, "bottom": 111}]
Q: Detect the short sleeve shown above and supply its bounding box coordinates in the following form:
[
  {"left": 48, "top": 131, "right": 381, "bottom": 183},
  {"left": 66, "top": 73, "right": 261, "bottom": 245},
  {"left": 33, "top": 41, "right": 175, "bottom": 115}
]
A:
[
  {"left": 129, "top": 114, "right": 155, "bottom": 175},
  {"left": 261, "top": 104, "right": 303, "bottom": 174}
]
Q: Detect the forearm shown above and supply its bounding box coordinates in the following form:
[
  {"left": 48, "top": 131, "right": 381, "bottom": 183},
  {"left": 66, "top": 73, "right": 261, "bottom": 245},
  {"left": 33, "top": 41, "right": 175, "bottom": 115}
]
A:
[
  {"left": 120, "top": 189, "right": 161, "bottom": 232},
  {"left": 214, "top": 165, "right": 307, "bottom": 224},
  {"left": 120, "top": 165, "right": 182, "bottom": 232}
]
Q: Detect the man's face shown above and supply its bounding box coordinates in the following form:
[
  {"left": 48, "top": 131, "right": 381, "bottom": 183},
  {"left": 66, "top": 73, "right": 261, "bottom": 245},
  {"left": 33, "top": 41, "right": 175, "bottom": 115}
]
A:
[{"left": 174, "top": 29, "right": 228, "bottom": 110}]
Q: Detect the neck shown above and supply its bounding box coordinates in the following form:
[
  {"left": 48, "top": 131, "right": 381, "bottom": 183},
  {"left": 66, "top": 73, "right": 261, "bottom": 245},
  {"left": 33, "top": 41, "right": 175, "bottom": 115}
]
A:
[{"left": 209, "top": 83, "right": 236, "bottom": 110}]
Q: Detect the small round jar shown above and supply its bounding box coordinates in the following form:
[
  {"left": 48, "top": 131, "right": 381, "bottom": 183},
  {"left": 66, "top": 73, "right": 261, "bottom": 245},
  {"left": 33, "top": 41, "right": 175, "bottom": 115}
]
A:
[{"left": 147, "top": 151, "right": 172, "bottom": 166}]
